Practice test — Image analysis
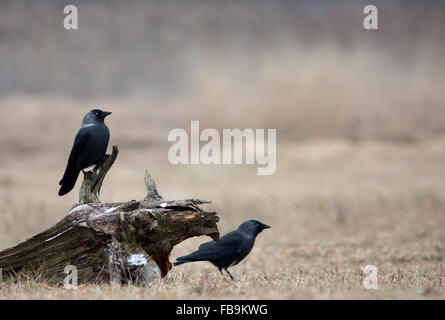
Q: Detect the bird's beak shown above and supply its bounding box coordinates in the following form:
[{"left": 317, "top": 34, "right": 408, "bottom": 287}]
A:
[
  {"left": 103, "top": 111, "right": 112, "bottom": 117},
  {"left": 262, "top": 224, "right": 271, "bottom": 230}
]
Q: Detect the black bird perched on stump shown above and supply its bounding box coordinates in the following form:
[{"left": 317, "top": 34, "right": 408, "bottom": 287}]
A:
[
  {"left": 173, "top": 220, "right": 271, "bottom": 280},
  {"left": 58, "top": 109, "right": 112, "bottom": 196}
]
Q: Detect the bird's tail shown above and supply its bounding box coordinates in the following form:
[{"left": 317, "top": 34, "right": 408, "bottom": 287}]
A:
[
  {"left": 173, "top": 255, "right": 197, "bottom": 267},
  {"left": 58, "top": 168, "right": 80, "bottom": 196}
]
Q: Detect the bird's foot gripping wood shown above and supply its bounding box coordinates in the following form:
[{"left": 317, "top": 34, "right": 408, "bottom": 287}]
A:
[{"left": 79, "top": 145, "right": 119, "bottom": 204}]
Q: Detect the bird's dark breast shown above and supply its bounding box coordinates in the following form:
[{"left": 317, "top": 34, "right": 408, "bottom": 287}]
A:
[
  {"left": 77, "top": 125, "right": 110, "bottom": 169},
  {"left": 212, "top": 257, "right": 241, "bottom": 269}
]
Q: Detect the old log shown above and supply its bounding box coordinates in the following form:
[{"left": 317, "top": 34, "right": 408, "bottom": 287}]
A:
[{"left": 0, "top": 146, "right": 219, "bottom": 286}]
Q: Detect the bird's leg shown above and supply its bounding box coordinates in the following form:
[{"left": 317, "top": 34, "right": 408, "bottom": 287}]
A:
[
  {"left": 219, "top": 268, "right": 225, "bottom": 280},
  {"left": 224, "top": 268, "right": 236, "bottom": 281},
  {"left": 219, "top": 268, "right": 231, "bottom": 281}
]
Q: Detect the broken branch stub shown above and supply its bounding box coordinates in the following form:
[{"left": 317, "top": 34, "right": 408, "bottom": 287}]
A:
[
  {"left": 79, "top": 145, "right": 119, "bottom": 204},
  {"left": 144, "top": 170, "right": 163, "bottom": 202}
]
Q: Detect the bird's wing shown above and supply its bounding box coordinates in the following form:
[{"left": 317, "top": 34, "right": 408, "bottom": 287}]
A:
[
  {"left": 190, "top": 231, "right": 244, "bottom": 261},
  {"left": 68, "top": 127, "right": 91, "bottom": 166},
  {"left": 59, "top": 127, "right": 91, "bottom": 185}
]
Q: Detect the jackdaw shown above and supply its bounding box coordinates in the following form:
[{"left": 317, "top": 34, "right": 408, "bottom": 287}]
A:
[
  {"left": 58, "top": 109, "right": 112, "bottom": 196},
  {"left": 173, "top": 220, "right": 271, "bottom": 280}
]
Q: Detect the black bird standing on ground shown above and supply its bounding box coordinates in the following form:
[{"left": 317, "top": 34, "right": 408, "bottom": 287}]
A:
[
  {"left": 173, "top": 220, "right": 271, "bottom": 280},
  {"left": 58, "top": 109, "right": 112, "bottom": 196}
]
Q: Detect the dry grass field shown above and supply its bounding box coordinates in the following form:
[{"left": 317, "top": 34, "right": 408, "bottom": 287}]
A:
[
  {"left": 1, "top": 0, "right": 445, "bottom": 299},
  {"left": 1, "top": 99, "right": 445, "bottom": 299}
]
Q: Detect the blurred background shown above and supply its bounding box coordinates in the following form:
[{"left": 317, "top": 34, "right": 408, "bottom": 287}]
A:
[{"left": 1, "top": 0, "right": 445, "bottom": 298}]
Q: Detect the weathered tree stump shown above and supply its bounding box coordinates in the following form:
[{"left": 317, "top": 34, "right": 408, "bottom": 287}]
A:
[{"left": 0, "top": 147, "right": 219, "bottom": 286}]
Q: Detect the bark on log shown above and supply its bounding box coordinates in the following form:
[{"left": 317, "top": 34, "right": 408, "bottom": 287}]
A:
[{"left": 0, "top": 147, "right": 219, "bottom": 286}]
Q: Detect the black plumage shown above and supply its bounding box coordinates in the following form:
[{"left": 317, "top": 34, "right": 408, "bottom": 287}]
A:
[
  {"left": 58, "top": 109, "right": 111, "bottom": 196},
  {"left": 173, "top": 220, "right": 271, "bottom": 280}
]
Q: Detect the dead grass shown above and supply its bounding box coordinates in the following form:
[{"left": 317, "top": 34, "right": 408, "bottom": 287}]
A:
[{"left": 1, "top": 103, "right": 445, "bottom": 298}]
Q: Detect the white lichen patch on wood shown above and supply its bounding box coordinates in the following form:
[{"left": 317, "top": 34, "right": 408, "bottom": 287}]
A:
[
  {"left": 139, "top": 208, "right": 155, "bottom": 213},
  {"left": 75, "top": 221, "right": 89, "bottom": 228},
  {"left": 127, "top": 254, "right": 148, "bottom": 266},
  {"left": 45, "top": 227, "right": 73, "bottom": 242},
  {"left": 69, "top": 204, "right": 91, "bottom": 214},
  {"left": 104, "top": 206, "right": 118, "bottom": 214}
]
